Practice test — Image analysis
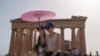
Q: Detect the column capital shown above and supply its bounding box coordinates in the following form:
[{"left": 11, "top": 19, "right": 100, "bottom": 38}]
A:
[
  {"left": 29, "top": 28, "right": 34, "bottom": 30},
  {"left": 12, "top": 28, "right": 17, "bottom": 31},
  {"left": 60, "top": 27, "right": 65, "bottom": 29},
  {"left": 19, "top": 28, "right": 24, "bottom": 33},
  {"left": 79, "top": 27, "right": 85, "bottom": 29},
  {"left": 15, "top": 29, "right": 20, "bottom": 32},
  {"left": 71, "top": 27, "right": 75, "bottom": 29}
]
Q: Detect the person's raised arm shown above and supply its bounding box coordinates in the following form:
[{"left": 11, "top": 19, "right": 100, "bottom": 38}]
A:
[{"left": 39, "top": 30, "right": 46, "bottom": 45}]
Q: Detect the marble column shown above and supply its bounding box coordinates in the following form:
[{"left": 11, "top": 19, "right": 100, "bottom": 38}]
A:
[
  {"left": 26, "top": 29, "right": 30, "bottom": 53},
  {"left": 60, "top": 28, "right": 64, "bottom": 51},
  {"left": 13, "top": 29, "right": 20, "bottom": 56},
  {"left": 78, "top": 28, "right": 86, "bottom": 55},
  {"left": 71, "top": 28, "right": 77, "bottom": 49},
  {"left": 17, "top": 28, "right": 24, "bottom": 56},
  {"left": 76, "top": 28, "right": 80, "bottom": 50},
  {"left": 9, "top": 29, "right": 16, "bottom": 56},
  {"left": 33, "top": 29, "right": 37, "bottom": 52},
  {"left": 22, "top": 29, "right": 30, "bottom": 56},
  {"left": 29, "top": 28, "right": 33, "bottom": 51}
]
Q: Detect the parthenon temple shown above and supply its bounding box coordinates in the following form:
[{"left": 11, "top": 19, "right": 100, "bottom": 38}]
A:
[{"left": 7, "top": 16, "right": 87, "bottom": 56}]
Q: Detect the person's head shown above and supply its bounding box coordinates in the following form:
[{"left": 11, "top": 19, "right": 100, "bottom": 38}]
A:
[
  {"left": 37, "top": 25, "right": 45, "bottom": 34},
  {"left": 68, "top": 49, "right": 72, "bottom": 51},
  {"left": 73, "top": 48, "right": 76, "bottom": 50},
  {"left": 45, "top": 21, "right": 55, "bottom": 33}
]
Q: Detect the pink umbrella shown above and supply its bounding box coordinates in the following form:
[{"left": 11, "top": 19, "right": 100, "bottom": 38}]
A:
[{"left": 21, "top": 10, "right": 55, "bottom": 26}]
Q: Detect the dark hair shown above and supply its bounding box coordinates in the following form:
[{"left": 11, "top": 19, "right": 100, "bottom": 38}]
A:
[
  {"left": 45, "top": 21, "right": 54, "bottom": 29},
  {"left": 37, "top": 26, "right": 45, "bottom": 30},
  {"left": 34, "top": 26, "right": 46, "bottom": 54}
]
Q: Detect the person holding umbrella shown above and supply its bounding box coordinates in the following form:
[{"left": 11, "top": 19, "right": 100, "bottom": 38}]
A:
[{"left": 34, "top": 26, "right": 46, "bottom": 56}]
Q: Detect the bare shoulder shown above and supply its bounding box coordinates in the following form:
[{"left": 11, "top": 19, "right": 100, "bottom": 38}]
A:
[
  {"left": 55, "top": 33, "right": 61, "bottom": 43},
  {"left": 56, "top": 33, "right": 61, "bottom": 37},
  {"left": 55, "top": 33, "right": 61, "bottom": 40}
]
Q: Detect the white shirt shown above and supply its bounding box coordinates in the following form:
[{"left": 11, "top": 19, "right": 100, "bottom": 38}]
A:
[{"left": 46, "top": 33, "right": 59, "bottom": 52}]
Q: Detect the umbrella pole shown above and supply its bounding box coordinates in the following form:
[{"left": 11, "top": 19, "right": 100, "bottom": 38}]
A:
[{"left": 38, "top": 16, "right": 40, "bottom": 27}]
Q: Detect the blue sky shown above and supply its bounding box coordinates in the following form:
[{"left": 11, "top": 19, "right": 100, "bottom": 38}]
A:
[{"left": 0, "top": 0, "right": 100, "bottom": 55}]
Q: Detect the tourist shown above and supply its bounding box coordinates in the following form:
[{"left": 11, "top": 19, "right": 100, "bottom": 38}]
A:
[
  {"left": 67, "top": 49, "right": 73, "bottom": 56},
  {"left": 44, "top": 21, "right": 61, "bottom": 56},
  {"left": 34, "top": 26, "right": 46, "bottom": 56},
  {"left": 72, "top": 48, "right": 79, "bottom": 56}
]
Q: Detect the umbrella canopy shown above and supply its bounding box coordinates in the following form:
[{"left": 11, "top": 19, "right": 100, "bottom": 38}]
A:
[{"left": 21, "top": 10, "right": 55, "bottom": 22}]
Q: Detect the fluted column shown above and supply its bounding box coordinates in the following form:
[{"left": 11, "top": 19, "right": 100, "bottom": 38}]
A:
[
  {"left": 9, "top": 29, "right": 16, "bottom": 56},
  {"left": 33, "top": 29, "right": 37, "bottom": 52},
  {"left": 22, "top": 29, "right": 30, "bottom": 56},
  {"left": 29, "top": 28, "right": 33, "bottom": 51},
  {"left": 60, "top": 28, "right": 64, "bottom": 51},
  {"left": 21, "top": 29, "right": 29, "bottom": 56},
  {"left": 78, "top": 28, "right": 86, "bottom": 55},
  {"left": 76, "top": 28, "right": 80, "bottom": 50},
  {"left": 13, "top": 29, "right": 20, "bottom": 55},
  {"left": 71, "top": 28, "right": 77, "bottom": 49},
  {"left": 17, "top": 28, "right": 24, "bottom": 56},
  {"left": 25, "top": 29, "right": 30, "bottom": 53}
]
